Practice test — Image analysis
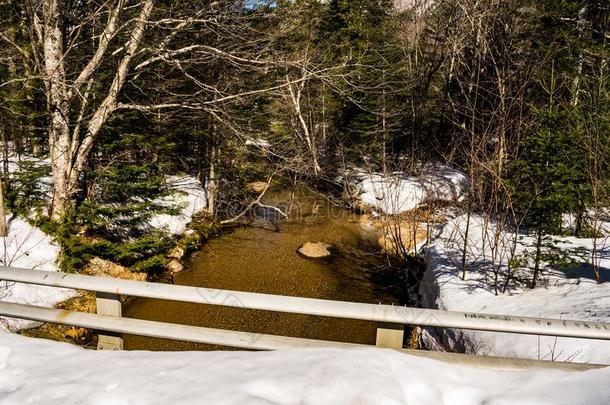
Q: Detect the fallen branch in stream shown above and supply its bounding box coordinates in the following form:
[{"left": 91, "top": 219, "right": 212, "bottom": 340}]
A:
[{"left": 220, "top": 176, "right": 288, "bottom": 226}]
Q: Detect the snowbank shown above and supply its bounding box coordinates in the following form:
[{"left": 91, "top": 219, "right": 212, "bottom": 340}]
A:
[
  {"left": 0, "top": 332, "right": 608, "bottom": 405},
  {"left": 149, "top": 175, "right": 207, "bottom": 235},
  {"left": 0, "top": 173, "right": 205, "bottom": 332},
  {"left": 348, "top": 165, "right": 610, "bottom": 364},
  {"left": 348, "top": 164, "right": 467, "bottom": 214},
  {"left": 0, "top": 217, "right": 75, "bottom": 332},
  {"left": 0, "top": 155, "right": 73, "bottom": 331},
  {"left": 422, "top": 214, "right": 610, "bottom": 364}
]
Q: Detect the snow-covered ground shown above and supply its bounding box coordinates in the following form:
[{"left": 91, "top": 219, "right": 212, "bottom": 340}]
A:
[
  {"left": 149, "top": 175, "right": 207, "bottom": 234},
  {"left": 348, "top": 165, "right": 610, "bottom": 364},
  {"left": 422, "top": 214, "right": 610, "bottom": 364},
  {"left": 0, "top": 170, "right": 206, "bottom": 332},
  {"left": 346, "top": 164, "right": 467, "bottom": 214},
  {"left": 0, "top": 331, "right": 609, "bottom": 405},
  {"left": 0, "top": 218, "right": 76, "bottom": 332}
]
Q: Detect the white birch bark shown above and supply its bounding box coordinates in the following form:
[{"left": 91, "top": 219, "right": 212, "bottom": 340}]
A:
[
  {"left": 286, "top": 73, "right": 321, "bottom": 175},
  {"left": 42, "top": 0, "right": 155, "bottom": 219}
]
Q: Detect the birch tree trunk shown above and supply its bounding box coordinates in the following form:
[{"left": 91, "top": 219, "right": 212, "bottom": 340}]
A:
[
  {"left": 286, "top": 74, "right": 321, "bottom": 175},
  {"left": 0, "top": 177, "right": 6, "bottom": 238},
  {"left": 571, "top": 6, "right": 588, "bottom": 107},
  {"left": 42, "top": 0, "right": 72, "bottom": 219},
  {"left": 40, "top": 0, "right": 155, "bottom": 219},
  {"left": 206, "top": 144, "right": 217, "bottom": 218}
]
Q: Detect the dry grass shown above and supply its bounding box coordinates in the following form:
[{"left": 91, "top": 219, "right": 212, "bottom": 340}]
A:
[{"left": 378, "top": 222, "right": 429, "bottom": 255}]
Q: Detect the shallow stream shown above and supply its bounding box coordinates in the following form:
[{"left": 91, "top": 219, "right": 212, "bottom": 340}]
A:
[{"left": 123, "top": 188, "right": 404, "bottom": 350}]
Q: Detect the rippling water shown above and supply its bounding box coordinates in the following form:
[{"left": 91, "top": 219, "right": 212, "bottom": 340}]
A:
[{"left": 123, "top": 188, "right": 403, "bottom": 351}]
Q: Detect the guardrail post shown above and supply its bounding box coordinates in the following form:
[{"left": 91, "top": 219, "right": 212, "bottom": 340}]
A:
[
  {"left": 376, "top": 322, "right": 404, "bottom": 349},
  {"left": 96, "top": 292, "right": 123, "bottom": 350}
]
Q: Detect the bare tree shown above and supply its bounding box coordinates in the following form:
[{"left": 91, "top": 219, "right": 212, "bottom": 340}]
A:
[
  {"left": 283, "top": 55, "right": 323, "bottom": 176},
  {"left": 435, "top": 0, "right": 535, "bottom": 292},
  {"left": 3, "top": 0, "right": 278, "bottom": 219}
]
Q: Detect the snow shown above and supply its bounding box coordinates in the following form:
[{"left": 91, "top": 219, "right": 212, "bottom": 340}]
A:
[
  {"left": 0, "top": 155, "right": 75, "bottom": 331},
  {"left": 7, "top": 155, "right": 52, "bottom": 194},
  {"left": 349, "top": 164, "right": 467, "bottom": 214},
  {"left": 149, "top": 175, "right": 207, "bottom": 235},
  {"left": 1, "top": 162, "right": 608, "bottom": 403},
  {"left": 394, "top": 0, "right": 435, "bottom": 13},
  {"left": 421, "top": 214, "right": 610, "bottom": 364},
  {"left": 0, "top": 172, "right": 205, "bottom": 332},
  {"left": 0, "top": 331, "right": 608, "bottom": 405},
  {"left": 0, "top": 217, "right": 76, "bottom": 332},
  {"left": 245, "top": 138, "right": 271, "bottom": 148},
  {"left": 348, "top": 165, "right": 610, "bottom": 364}
]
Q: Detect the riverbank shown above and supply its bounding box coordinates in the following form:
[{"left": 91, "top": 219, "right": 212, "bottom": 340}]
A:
[
  {"left": 421, "top": 213, "right": 610, "bottom": 364},
  {"left": 0, "top": 174, "right": 207, "bottom": 336},
  {"left": 344, "top": 165, "right": 610, "bottom": 364}
]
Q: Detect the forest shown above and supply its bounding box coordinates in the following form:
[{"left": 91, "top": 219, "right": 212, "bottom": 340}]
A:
[
  {"left": 2, "top": 2, "right": 610, "bottom": 402},
  {"left": 0, "top": 0, "right": 608, "bottom": 289}
]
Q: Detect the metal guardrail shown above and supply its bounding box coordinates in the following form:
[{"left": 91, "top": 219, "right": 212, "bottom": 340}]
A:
[
  {"left": 0, "top": 266, "right": 609, "bottom": 370},
  {"left": 0, "top": 301, "right": 357, "bottom": 350}
]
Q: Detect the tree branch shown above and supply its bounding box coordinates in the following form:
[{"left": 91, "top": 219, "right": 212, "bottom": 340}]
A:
[{"left": 69, "top": 0, "right": 126, "bottom": 99}]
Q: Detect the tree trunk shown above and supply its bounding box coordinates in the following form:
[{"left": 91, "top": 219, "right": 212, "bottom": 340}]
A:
[
  {"left": 572, "top": 6, "right": 588, "bottom": 107},
  {"left": 206, "top": 145, "right": 217, "bottom": 218},
  {"left": 1, "top": 127, "right": 8, "bottom": 185},
  {"left": 43, "top": 0, "right": 155, "bottom": 220},
  {"left": 0, "top": 123, "right": 7, "bottom": 237},
  {"left": 381, "top": 86, "right": 388, "bottom": 175},
  {"left": 531, "top": 225, "right": 543, "bottom": 289},
  {"left": 43, "top": 0, "right": 73, "bottom": 219},
  {"left": 0, "top": 177, "right": 6, "bottom": 238},
  {"left": 461, "top": 198, "right": 472, "bottom": 280},
  {"left": 286, "top": 74, "right": 321, "bottom": 175}
]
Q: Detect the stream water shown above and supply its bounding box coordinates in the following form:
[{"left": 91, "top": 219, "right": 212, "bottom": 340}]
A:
[{"left": 123, "top": 188, "right": 404, "bottom": 351}]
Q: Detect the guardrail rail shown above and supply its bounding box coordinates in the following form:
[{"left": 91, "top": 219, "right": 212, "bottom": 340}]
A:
[{"left": 1, "top": 266, "right": 608, "bottom": 371}]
